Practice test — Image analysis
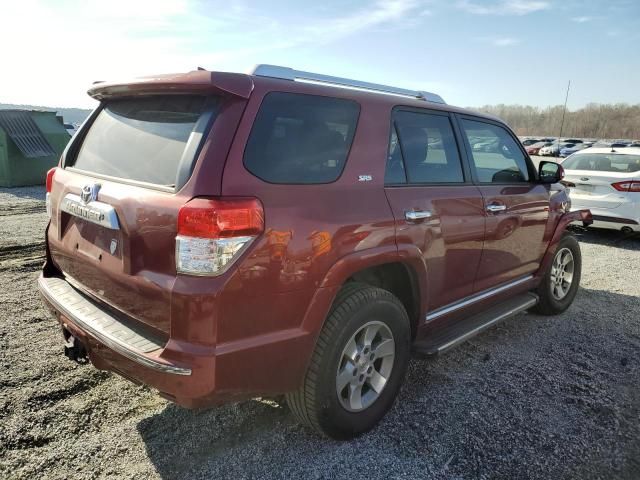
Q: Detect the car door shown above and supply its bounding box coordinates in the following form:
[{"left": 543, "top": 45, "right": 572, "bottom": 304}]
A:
[
  {"left": 384, "top": 108, "right": 485, "bottom": 311},
  {"left": 457, "top": 116, "right": 550, "bottom": 292}
]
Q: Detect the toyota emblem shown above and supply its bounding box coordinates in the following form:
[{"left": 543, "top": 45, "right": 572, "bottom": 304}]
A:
[{"left": 80, "top": 183, "right": 101, "bottom": 204}]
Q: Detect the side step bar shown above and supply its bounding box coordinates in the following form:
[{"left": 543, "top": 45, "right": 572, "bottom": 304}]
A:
[{"left": 412, "top": 292, "right": 538, "bottom": 356}]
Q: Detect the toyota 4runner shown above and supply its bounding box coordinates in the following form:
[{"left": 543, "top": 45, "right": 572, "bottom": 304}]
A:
[{"left": 39, "top": 65, "right": 592, "bottom": 439}]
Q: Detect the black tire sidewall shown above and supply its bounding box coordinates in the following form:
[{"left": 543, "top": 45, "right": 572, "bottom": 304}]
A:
[
  {"left": 541, "top": 235, "right": 582, "bottom": 312},
  {"left": 314, "top": 293, "right": 410, "bottom": 439}
]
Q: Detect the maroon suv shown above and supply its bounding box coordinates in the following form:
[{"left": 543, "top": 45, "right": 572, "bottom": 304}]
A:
[{"left": 39, "top": 65, "right": 592, "bottom": 439}]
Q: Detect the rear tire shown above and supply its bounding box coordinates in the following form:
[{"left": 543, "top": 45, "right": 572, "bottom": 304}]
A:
[
  {"left": 286, "top": 282, "right": 410, "bottom": 439},
  {"left": 532, "top": 234, "right": 581, "bottom": 315}
]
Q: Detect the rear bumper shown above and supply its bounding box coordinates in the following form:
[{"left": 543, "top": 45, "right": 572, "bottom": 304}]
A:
[
  {"left": 38, "top": 275, "right": 191, "bottom": 376},
  {"left": 570, "top": 206, "right": 639, "bottom": 231},
  {"left": 38, "top": 273, "right": 321, "bottom": 408}
]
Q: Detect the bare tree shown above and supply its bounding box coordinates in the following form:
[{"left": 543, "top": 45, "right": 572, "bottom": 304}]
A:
[{"left": 473, "top": 104, "right": 640, "bottom": 139}]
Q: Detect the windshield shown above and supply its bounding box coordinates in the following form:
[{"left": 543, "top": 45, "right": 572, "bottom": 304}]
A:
[
  {"left": 71, "top": 95, "right": 216, "bottom": 187},
  {"left": 563, "top": 153, "right": 640, "bottom": 172}
]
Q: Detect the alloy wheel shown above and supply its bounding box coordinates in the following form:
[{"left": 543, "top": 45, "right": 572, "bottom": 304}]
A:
[
  {"left": 336, "top": 321, "right": 395, "bottom": 412},
  {"left": 550, "top": 247, "right": 575, "bottom": 300}
]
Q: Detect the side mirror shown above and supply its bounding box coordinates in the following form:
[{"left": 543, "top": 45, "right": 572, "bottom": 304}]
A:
[{"left": 539, "top": 161, "right": 564, "bottom": 184}]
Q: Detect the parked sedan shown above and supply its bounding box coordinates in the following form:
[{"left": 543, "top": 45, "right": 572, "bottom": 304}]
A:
[
  {"left": 540, "top": 143, "right": 575, "bottom": 157},
  {"left": 526, "top": 141, "right": 552, "bottom": 156},
  {"left": 560, "top": 143, "right": 592, "bottom": 158},
  {"left": 522, "top": 138, "right": 541, "bottom": 146},
  {"left": 562, "top": 147, "right": 640, "bottom": 232},
  {"left": 472, "top": 138, "right": 500, "bottom": 152}
]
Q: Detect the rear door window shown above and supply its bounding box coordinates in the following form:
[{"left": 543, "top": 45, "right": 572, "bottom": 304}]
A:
[
  {"left": 243, "top": 92, "right": 360, "bottom": 184},
  {"left": 71, "top": 95, "right": 216, "bottom": 187},
  {"left": 460, "top": 119, "right": 530, "bottom": 183},
  {"left": 386, "top": 110, "right": 464, "bottom": 184}
]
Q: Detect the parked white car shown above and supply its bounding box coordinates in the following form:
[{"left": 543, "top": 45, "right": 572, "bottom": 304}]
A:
[{"left": 561, "top": 147, "right": 640, "bottom": 232}]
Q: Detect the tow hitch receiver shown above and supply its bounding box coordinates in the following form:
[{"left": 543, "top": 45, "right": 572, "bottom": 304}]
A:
[{"left": 63, "top": 328, "right": 88, "bottom": 363}]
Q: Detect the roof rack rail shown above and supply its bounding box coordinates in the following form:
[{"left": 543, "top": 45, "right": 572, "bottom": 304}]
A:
[{"left": 252, "top": 64, "right": 446, "bottom": 104}]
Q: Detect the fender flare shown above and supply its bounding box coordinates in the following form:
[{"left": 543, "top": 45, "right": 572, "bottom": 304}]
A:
[
  {"left": 301, "top": 244, "right": 428, "bottom": 332},
  {"left": 537, "top": 209, "right": 592, "bottom": 278}
]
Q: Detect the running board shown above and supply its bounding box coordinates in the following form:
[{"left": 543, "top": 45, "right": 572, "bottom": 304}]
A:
[{"left": 412, "top": 293, "right": 538, "bottom": 357}]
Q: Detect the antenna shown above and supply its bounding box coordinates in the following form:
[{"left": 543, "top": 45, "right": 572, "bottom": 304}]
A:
[{"left": 558, "top": 80, "right": 571, "bottom": 145}]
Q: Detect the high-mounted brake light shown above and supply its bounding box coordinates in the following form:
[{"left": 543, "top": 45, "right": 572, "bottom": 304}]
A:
[
  {"left": 612, "top": 181, "right": 640, "bottom": 192},
  {"left": 176, "top": 197, "right": 264, "bottom": 276},
  {"left": 45, "top": 168, "right": 57, "bottom": 217}
]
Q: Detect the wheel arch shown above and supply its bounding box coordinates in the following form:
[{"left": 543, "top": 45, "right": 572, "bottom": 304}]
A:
[
  {"left": 307, "top": 244, "right": 427, "bottom": 340},
  {"left": 536, "top": 209, "right": 591, "bottom": 281}
]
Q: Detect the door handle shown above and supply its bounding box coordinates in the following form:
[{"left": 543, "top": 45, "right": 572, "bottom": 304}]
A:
[
  {"left": 405, "top": 210, "right": 432, "bottom": 222},
  {"left": 486, "top": 203, "right": 507, "bottom": 213}
]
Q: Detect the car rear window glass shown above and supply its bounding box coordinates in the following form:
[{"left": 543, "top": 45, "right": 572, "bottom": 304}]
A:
[
  {"left": 244, "top": 92, "right": 360, "bottom": 184},
  {"left": 387, "top": 111, "right": 464, "bottom": 184},
  {"left": 562, "top": 153, "right": 640, "bottom": 172},
  {"left": 72, "top": 95, "right": 213, "bottom": 187},
  {"left": 461, "top": 119, "right": 530, "bottom": 183}
]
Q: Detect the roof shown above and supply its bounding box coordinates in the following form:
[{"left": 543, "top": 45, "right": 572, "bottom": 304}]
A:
[
  {"left": 0, "top": 110, "right": 56, "bottom": 158},
  {"left": 86, "top": 67, "right": 505, "bottom": 126}
]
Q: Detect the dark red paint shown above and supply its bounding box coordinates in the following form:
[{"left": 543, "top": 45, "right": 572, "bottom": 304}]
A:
[{"left": 40, "top": 70, "right": 591, "bottom": 407}]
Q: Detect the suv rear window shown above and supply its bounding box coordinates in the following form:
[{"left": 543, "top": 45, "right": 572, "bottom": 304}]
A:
[
  {"left": 71, "top": 95, "right": 215, "bottom": 187},
  {"left": 244, "top": 92, "right": 360, "bottom": 184}
]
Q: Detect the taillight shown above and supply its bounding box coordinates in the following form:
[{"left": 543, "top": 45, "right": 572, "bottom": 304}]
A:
[
  {"left": 612, "top": 181, "right": 640, "bottom": 192},
  {"left": 176, "top": 197, "right": 264, "bottom": 276},
  {"left": 46, "top": 168, "right": 56, "bottom": 193},
  {"left": 45, "top": 167, "right": 56, "bottom": 217}
]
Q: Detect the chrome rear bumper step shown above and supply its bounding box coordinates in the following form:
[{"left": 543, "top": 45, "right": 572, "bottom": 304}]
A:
[
  {"left": 38, "top": 275, "right": 191, "bottom": 375},
  {"left": 413, "top": 292, "right": 538, "bottom": 356}
]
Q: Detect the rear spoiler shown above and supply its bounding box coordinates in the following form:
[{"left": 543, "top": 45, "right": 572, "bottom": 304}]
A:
[{"left": 88, "top": 70, "right": 254, "bottom": 100}]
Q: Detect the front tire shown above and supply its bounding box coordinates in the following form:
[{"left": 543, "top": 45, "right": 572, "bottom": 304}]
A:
[
  {"left": 532, "top": 234, "right": 582, "bottom": 315},
  {"left": 286, "top": 282, "right": 410, "bottom": 439}
]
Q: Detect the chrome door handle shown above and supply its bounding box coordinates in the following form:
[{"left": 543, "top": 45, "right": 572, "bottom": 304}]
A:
[
  {"left": 486, "top": 204, "right": 507, "bottom": 213},
  {"left": 405, "top": 210, "right": 432, "bottom": 222}
]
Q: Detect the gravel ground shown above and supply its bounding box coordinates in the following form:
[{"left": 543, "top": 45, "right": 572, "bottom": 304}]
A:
[{"left": 1, "top": 186, "right": 639, "bottom": 480}]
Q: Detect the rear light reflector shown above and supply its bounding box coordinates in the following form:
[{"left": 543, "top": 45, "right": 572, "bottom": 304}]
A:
[
  {"left": 612, "top": 181, "right": 640, "bottom": 192},
  {"left": 45, "top": 167, "right": 56, "bottom": 217},
  {"left": 176, "top": 197, "right": 264, "bottom": 276}
]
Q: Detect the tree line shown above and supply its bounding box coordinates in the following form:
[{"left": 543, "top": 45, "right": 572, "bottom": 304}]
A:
[{"left": 474, "top": 103, "right": 640, "bottom": 140}]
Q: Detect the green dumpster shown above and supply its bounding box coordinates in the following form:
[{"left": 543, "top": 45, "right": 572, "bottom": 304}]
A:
[{"left": 0, "top": 110, "right": 70, "bottom": 187}]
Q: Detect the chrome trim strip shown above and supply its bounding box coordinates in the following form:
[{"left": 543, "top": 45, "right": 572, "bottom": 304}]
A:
[
  {"left": 426, "top": 275, "right": 534, "bottom": 322},
  {"left": 38, "top": 275, "right": 191, "bottom": 376},
  {"left": 66, "top": 167, "right": 175, "bottom": 193},
  {"left": 436, "top": 294, "right": 538, "bottom": 353},
  {"left": 60, "top": 193, "right": 120, "bottom": 230}
]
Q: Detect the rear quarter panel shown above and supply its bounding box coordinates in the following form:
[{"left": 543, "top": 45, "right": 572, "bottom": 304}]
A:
[{"left": 218, "top": 80, "right": 400, "bottom": 345}]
